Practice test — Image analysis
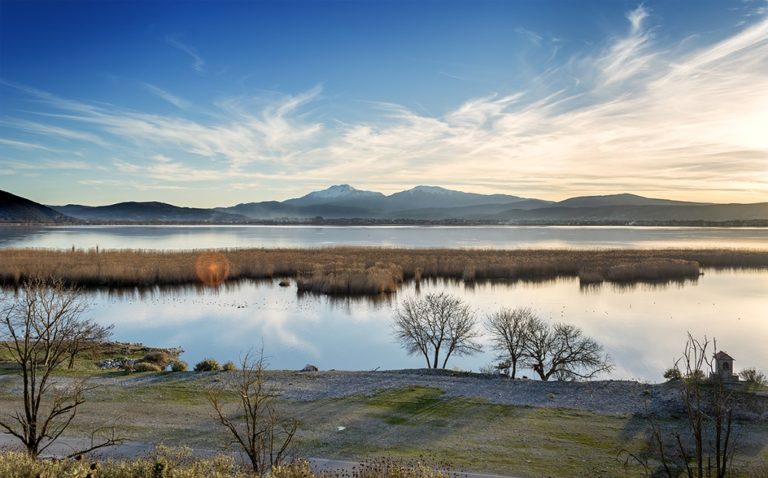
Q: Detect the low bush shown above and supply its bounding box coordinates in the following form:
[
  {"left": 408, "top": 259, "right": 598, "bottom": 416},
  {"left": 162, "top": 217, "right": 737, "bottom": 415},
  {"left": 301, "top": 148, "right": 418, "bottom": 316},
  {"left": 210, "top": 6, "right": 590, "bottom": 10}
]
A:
[
  {"left": 0, "top": 447, "right": 246, "bottom": 478},
  {"left": 663, "top": 367, "right": 682, "bottom": 381},
  {"left": 171, "top": 360, "right": 189, "bottom": 372},
  {"left": 134, "top": 362, "right": 162, "bottom": 373},
  {"left": 194, "top": 358, "right": 221, "bottom": 372},
  {"left": 0, "top": 450, "right": 454, "bottom": 478},
  {"left": 142, "top": 350, "right": 172, "bottom": 367},
  {"left": 222, "top": 361, "right": 237, "bottom": 371},
  {"left": 739, "top": 368, "right": 767, "bottom": 386}
]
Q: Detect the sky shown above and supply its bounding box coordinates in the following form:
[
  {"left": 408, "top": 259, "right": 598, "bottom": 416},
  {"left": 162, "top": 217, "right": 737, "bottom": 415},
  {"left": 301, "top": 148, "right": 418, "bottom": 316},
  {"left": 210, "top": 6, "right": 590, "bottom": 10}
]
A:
[{"left": 1, "top": 0, "right": 767, "bottom": 207}]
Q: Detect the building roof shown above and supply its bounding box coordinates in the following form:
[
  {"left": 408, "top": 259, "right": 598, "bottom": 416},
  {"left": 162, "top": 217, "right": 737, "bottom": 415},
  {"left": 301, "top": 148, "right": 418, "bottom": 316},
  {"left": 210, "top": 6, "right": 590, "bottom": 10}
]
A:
[{"left": 714, "top": 351, "right": 734, "bottom": 360}]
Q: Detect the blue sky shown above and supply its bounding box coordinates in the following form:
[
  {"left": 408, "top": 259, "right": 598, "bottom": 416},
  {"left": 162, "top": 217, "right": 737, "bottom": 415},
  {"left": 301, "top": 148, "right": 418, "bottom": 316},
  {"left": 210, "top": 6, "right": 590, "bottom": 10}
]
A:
[{"left": 1, "top": 0, "right": 767, "bottom": 206}]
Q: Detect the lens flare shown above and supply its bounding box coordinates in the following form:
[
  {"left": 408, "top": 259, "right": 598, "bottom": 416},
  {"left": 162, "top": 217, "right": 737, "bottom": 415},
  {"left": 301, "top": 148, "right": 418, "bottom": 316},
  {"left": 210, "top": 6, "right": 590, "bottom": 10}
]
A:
[{"left": 195, "top": 252, "right": 230, "bottom": 286}]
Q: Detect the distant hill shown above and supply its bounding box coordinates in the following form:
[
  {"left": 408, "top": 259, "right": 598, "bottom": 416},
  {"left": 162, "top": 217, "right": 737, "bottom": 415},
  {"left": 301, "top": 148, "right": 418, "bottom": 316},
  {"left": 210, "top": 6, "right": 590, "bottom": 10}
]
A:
[
  {"left": 221, "top": 185, "right": 550, "bottom": 220},
  {"left": 383, "top": 185, "right": 538, "bottom": 210},
  {"left": 556, "top": 193, "right": 706, "bottom": 208},
  {"left": 216, "top": 201, "right": 304, "bottom": 220},
  {"left": 52, "top": 202, "right": 249, "bottom": 223},
  {"left": 3, "top": 187, "right": 765, "bottom": 225},
  {"left": 0, "top": 190, "right": 72, "bottom": 223},
  {"left": 490, "top": 203, "right": 768, "bottom": 224}
]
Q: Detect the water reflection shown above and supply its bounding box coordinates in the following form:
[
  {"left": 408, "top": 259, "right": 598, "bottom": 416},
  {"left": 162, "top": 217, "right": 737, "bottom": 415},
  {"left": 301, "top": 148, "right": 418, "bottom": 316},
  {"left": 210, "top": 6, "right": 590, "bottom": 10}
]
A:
[
  {"left": 579, "top": 278, "right": 700, "bottom": 293},
  {"left": 2, "top": 225, "right": 767, "bottom": 250},
  {"left": 73, "top": 270, "right": 768, "bottom": 383}
]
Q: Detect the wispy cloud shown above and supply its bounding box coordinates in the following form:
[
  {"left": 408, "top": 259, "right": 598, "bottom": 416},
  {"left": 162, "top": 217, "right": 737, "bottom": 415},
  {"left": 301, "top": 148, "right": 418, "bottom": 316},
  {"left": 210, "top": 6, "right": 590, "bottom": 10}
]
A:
[
  {"left": 166, "top": 37, "right": 206, "bottom": 73},
  {"left": 3, "top": 82, "right": 324, "bottom": 175},
  {"left": 0, "top": 118, "right": 108, "bottom": 146},
  {"left": 0, "top": 157, "right": 95, "bottom": 171},
  {"left": 142, "top": 83, "right": 191, "bottom": 109},
  {"left": 514, "top": 27, "right": 543, "bottom": 46},
  {"left": 313, "top": 9, "right": 768, "bottom": 200},
  {"left": 0, "top": 138, "right": 63, "bottom": 153},
  {"left": 2, "top": 7, "right": 767, "bottom": 203},
  {"left": 594, "top": 5, "right": 657, "bottom": 87}
]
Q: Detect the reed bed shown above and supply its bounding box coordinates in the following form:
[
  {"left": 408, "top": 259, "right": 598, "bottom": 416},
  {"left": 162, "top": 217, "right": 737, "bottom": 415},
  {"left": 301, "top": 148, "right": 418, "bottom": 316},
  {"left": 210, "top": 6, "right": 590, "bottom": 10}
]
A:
[{"left": 0, "top": 247, "right": 766, "bottom": 295}]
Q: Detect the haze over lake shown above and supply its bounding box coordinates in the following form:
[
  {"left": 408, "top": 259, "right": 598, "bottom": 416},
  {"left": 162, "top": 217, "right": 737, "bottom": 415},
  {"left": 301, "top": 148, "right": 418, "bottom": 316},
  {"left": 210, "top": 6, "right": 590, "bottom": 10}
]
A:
[{"left": 2, "top": 225, "right": 767, "bottom": 250}]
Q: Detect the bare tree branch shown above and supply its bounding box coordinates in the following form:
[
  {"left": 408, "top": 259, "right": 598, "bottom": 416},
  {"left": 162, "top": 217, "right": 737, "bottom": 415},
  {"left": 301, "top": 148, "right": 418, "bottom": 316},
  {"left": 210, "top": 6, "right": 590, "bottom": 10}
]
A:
[
  {"left": 393, "top": 292, "right": 481, "bottom": 369},
  {"left": 207, "top": 350, "right": 297, "bottom": 476},
  {"left": 521, "top": 315, "right": 612, "bottom": 381},
  {"left": 486, "top": 307, "right": 535, "bottom": 378},
  {"left": 0, "top": 277, "right": 118, "bottom": 458}
]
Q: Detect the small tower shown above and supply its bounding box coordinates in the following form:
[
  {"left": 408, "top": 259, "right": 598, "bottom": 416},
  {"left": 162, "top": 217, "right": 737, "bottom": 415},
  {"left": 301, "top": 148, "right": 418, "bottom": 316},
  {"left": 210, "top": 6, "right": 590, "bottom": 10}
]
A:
[{"left": 713, "top": 351, "right": 738, "bottom": 382}]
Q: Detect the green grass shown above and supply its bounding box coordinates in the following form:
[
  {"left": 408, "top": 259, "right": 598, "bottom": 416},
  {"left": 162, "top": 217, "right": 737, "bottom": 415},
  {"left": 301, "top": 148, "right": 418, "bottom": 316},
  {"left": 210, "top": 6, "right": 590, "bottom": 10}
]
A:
[
  {"left": 288, "top": 387, "right": 649, "bottom": 477},
  {"left": 1, "top": 373, "right": 766, "bottom": 478}
]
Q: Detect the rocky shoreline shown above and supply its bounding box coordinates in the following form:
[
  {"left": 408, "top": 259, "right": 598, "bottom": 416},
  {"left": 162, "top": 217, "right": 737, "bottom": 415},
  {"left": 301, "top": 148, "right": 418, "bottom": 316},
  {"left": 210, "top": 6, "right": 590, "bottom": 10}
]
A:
[{"left": 89, "top": 368, "right": 768, "bottom": 420}]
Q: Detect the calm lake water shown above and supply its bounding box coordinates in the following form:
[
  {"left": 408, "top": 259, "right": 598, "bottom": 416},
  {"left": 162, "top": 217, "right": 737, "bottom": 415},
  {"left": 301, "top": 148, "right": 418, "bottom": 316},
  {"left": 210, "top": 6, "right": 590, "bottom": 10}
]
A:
[
  {"left": 1, "top": 224, "right": 768, "bottom": 250},
  {"left": 81, "top": 270, "right": 767, "bottom": 382},
  {"left": 2, "top": 225, "right": 765, "bottom": 381}
]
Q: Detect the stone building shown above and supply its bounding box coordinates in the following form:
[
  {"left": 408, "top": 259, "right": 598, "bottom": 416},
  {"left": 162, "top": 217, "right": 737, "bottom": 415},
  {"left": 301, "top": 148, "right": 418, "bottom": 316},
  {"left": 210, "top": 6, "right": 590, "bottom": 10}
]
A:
[{"left": 712, "top": 351, "right": 739, "bottom": 382}]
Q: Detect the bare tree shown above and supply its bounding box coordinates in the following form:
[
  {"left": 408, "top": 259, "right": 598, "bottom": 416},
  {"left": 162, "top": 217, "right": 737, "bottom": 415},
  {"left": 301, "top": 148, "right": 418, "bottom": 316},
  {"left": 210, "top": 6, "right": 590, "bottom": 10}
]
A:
[
  {"left": 623, "top": 333, "right": 736, "bottom": 478},
  {"left": 523, "top": 317, "right": 612, "bottom": 381},
  {"left": 208, "top": 351, "right": 297, "bottom": 475},
  {"left": 0, "top": 277, "right": 120, "bottom": 457},
  {"left": 486, "top": 307, "right": 534, "bottom": 378},
  {"left": 65, "top": 320, "right": 113, "bottom": 369},
  {"left": 393, "top": 292, "right": 482, "bottom": 369}
]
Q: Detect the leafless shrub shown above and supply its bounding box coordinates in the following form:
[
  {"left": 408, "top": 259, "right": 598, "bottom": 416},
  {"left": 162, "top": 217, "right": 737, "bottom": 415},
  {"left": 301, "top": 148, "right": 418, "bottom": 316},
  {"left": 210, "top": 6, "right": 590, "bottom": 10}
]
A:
[
  {"left": 624, "top": 333, "right": 736, "bottom": 478},
  {"left": 0, "top": 277, "right": 121, "bottom": 457},
  {"left": 738, "top": 368, "right": 766, "bottom": 386},
  {"left": 207, "top": 351, "right": 297, "bottom": 475}
]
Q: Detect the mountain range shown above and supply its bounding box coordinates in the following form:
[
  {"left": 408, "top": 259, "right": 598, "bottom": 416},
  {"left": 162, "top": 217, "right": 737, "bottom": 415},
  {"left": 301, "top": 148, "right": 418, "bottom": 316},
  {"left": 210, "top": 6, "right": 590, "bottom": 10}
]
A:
[{"left": 1, "top": 185, "right": 766, "bottom": 225}]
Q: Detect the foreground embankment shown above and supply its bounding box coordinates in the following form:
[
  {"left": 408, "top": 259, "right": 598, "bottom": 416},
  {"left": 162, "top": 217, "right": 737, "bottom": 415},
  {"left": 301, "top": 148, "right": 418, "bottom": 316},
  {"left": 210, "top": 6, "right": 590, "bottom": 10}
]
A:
[
  {"left": 1, "top": 247, "right": 767, "bottom": 294},
  {"left": 1, "top": 369, "right": 767, "bottom": 477}
]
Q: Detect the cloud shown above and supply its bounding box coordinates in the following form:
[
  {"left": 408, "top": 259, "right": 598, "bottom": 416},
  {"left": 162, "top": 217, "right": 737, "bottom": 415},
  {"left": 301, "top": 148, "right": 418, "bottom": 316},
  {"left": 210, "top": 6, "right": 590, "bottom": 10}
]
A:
[
  {"left": 3, "top": 82, "right": 324, "bottom": 175},
  {"left": 166, "top": 37, "right": 206, "bottom": 73},
  {"left": 0, "top": 138, "right": 63, "bottom": 153},
  {"left": 514, "top": 27, "right": 543, "bottom": 46},
  {"left": 0, "top": 157, "right": 95, "bottom": 171},
  {"left": 2, "top": 7, "right": 767, "bottom": 203},
  {"left": 0, "top": 118, "right": 108, "bottom": 146},
  {"left": 595, "top": 5, "right": 656, "bottom": 86},
  {"left": 313, "top": 10, "right": 768, "bottom": 200},
  {"left": 142, "top": 83, "right": 191, "bottom": 109}
]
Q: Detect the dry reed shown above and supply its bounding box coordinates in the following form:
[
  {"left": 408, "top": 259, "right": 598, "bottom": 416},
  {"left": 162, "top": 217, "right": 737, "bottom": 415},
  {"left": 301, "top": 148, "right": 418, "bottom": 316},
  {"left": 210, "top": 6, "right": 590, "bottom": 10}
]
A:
[{"left": 0, "top": 247, "right": 765, "bottom": 295}]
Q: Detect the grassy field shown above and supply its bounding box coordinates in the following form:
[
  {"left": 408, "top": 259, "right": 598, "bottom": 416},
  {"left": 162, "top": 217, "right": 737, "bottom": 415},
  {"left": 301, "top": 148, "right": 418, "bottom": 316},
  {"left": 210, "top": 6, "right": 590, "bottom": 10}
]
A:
[
  {"left": 1, "top": 247, "right": 766, "bottom": 294},
  {"left": 1, "top": 367, "right": 767, "bottom": 477}
]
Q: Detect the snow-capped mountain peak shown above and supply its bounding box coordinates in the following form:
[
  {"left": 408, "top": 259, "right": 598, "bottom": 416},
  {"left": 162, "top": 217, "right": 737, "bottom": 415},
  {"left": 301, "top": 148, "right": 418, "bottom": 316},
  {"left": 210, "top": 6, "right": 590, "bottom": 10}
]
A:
[{"left": 309, "top": 184, "right": 358, "bottom": 198}]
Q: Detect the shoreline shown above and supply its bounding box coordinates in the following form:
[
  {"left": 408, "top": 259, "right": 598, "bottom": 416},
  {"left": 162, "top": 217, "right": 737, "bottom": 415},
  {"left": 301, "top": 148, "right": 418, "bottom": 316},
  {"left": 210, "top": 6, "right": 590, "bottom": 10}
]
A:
[{"left": 3, "top": 221, "right": 768, "bottom": 228}]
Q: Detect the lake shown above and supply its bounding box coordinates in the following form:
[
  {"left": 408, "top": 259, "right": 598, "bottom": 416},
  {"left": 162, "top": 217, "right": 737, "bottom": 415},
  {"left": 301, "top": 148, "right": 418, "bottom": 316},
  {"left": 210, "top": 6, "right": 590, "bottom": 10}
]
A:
[
  {"left": 2, "top": 224, "right": 765, "bottom": 382},
  {"left": 81, "top": 270, "right": 767, "bottom": 382},
  {"left": 1, "top": 224, "right": 768, "bottom": 250}
]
